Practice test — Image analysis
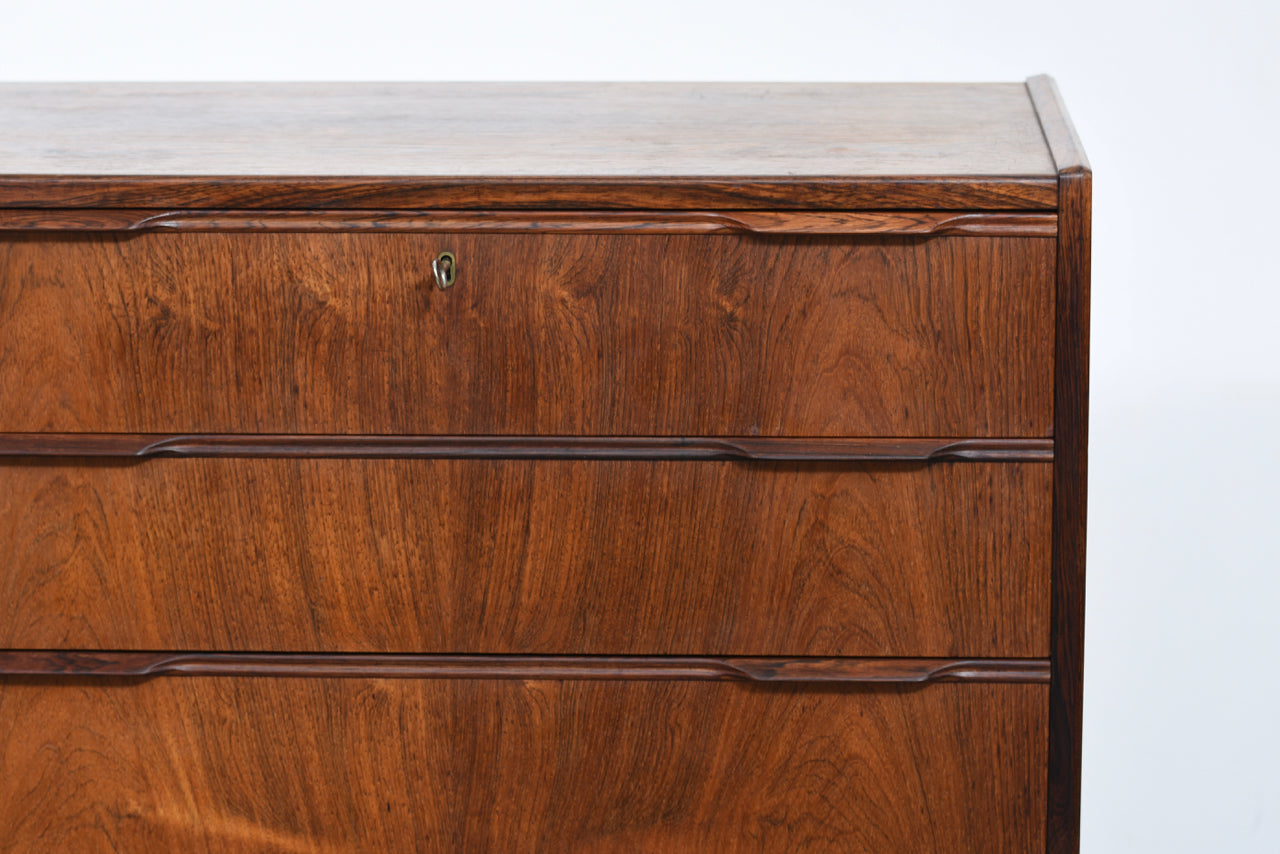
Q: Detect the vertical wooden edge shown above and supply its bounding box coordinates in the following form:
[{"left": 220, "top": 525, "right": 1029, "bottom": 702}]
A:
[
  {"left": 1031, "top": 72, "right": 1092, "bottom": 854},
  {"left": 1047, "top": 166, "right": 1090, "bottom": 854}
]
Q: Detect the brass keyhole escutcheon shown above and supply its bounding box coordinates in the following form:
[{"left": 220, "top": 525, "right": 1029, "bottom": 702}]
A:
[{"left": 432, "top": 251, "right": 457, "bottom": 289}]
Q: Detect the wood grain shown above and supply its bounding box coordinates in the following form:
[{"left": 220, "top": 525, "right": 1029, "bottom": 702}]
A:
[
  {"left": 0, "top": 459, "right": 1052, "bottom": 657},
  {"left": 0, "top": 652, "right": 1051, "bottom": 683},
  {"left": 0, "top": 232, "right": 1055, "bottom": 436},
  {"left": 1029, "top": 73, "right": 1092, "bottom": 854},
  {"left": 0, "top": 434, "right": 1054, "bottom": 462},
  {"left": 0, "top": 77, "right": 1085, "bottom": 852},
  {"left": 0, "top": 82, "right": 1056, "bottom": 177},
  {"left": 0, "top": 82, "right": 1057, "bottom": 214},
  {"left": 0, "top": 208, "right": 1058, "bottom": 236},
  {"left": 0, "top": 175, "right": 1059, "bottom": 212},
  {"left": 0, "top": 678, "right": 1048, "bottom": 852}
]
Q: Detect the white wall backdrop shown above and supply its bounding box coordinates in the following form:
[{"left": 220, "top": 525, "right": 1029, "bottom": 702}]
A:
[{"left": 2, "top": 1, "right": 1277, "bottom": 850}]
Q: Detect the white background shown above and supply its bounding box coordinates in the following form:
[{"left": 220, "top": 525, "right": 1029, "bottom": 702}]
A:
[{"left": 2, "top": 1, "right": 1278, "bottom": 850}]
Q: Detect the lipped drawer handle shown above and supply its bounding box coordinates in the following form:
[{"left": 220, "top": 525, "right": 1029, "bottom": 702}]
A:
[{"left": 431, "top": 251, "right": 457, "bottom": 289}]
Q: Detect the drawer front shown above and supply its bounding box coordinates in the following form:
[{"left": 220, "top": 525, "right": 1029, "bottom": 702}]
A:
[
  {"left": 0, "top": 678, "right": 1047, "bottom": 853},
  {"left": 0, "top": 459, "right": 1051, "bottom": 657},
  {"left": 0, "top": 232, "right": 1053, "bottom": 436}
]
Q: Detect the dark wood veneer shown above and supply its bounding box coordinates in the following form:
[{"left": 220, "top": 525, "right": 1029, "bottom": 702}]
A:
[
  {"left": 0, "top": 678, "right": 1048, "bottom": 852},
  {"left": 0, "top": 208, "right": 1058, "bottom": 235},
  {"left": 0, "top": 82, "right": 1057, "bottom": 211},
  {"left": 0, "top": 77, "right": 1087, "bottom": 853},
  {"left": 0, "top": 175, "right": 1060, "bottom": 212},
  {"left": 0, "top": 458, "right": 1051, "bottom": 657},
  {"left": 1028, "top": 73, "right": 1091, "bottom": 854},
  {"left": 0, "top": 231, "right": 1054, "bottom": 436}
]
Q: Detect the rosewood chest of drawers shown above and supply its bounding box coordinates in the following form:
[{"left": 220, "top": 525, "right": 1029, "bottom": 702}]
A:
[{"left": 0, "top": 78, "right": 1090, "bottom": 853}]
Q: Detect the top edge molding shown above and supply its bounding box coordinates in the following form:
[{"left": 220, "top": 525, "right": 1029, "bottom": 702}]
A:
[
  {"left": 0, "top": 209, "right": 1058, "bottom": 235},
  {"left": 0, "top": 176, "right": 1059, "bottom": 212},
  {"left": 1026, "top": 75, "right": 1091, "bottom": 174}
]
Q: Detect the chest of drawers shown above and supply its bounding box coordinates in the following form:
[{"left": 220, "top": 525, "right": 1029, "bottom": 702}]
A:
[{"left": 0, "top": 78, "right": 1089, "bottom": 852}]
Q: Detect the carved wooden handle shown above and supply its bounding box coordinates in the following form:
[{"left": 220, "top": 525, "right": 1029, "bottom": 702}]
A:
[
  {"left": 0, "top": 652, "right": 1050, "bottom": 683},
  {"left": 0, "top": 434, "right": 1054, "bottom": 462}
]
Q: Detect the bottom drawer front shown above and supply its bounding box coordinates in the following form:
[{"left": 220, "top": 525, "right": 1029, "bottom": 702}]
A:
[
  {"left": 0, "top": 678, "right": 1046, "bottom": 853},
  {"left": 0, "top": 458, "right": 1050, "bottom": 656}
]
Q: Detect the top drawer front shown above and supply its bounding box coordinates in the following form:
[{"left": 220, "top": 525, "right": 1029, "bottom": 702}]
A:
[{"left": 0, "top": 232, "right": 1053, "bottom": 436}]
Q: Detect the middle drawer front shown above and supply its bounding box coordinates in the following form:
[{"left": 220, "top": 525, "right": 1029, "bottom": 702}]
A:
[
  {"left": 1, "top": 459, "right": 1050, "bottom": 656},
  {"left": 0, "top": 231, "right": 1054, "bottom": 436}
]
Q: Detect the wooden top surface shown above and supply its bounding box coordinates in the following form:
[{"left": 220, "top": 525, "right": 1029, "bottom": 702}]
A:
[{"left": 0, "top": 81, "right": 1064, "bottom": 210}]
